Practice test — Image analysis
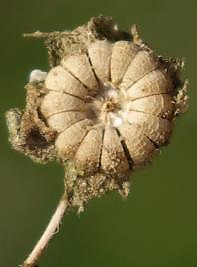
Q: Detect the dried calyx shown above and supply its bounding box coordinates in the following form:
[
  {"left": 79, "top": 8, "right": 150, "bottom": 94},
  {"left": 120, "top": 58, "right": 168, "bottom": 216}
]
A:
[{"left": 6, "top": 16, "right": 188, "bottom": 211}]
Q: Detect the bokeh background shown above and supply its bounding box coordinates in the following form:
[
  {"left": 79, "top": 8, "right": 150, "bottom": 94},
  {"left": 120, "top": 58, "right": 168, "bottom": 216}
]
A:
[{"left": 0, "top": 1, "right": 197, "bottom": 266}]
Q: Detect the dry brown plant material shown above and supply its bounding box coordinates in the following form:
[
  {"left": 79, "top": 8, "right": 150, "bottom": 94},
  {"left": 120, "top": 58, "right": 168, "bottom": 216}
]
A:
[{"left": 6, "top": 16, "right": 188, "bottom": 267}]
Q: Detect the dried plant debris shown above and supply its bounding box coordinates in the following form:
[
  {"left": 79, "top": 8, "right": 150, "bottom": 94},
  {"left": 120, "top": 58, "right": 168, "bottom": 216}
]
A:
[
  {"left": 6, "top": 16, "right": 188, "bottom": 210},
  {"left": 6, "top": 16, "right": 188, "bottom": 267}
]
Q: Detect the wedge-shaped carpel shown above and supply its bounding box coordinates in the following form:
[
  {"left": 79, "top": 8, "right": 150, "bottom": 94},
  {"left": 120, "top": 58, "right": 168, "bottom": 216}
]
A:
[
  {"left": 45, "top": 66, "right": 88, "bottom": 99},
  {"left": 126, "top": 111, "right": 173, "bottom": 146},
  {"left": 75, "top": 127, "right": 103, "bottom": 172},
  {"left": 61, "top": 55, "right": 99, "bottom": 91},
  {"left": 47, "top": 111, "right": 86, "bottom": 133},
  {"left": 118, "top": 123, "right": 156, "bottom": 166},
  {"left": 125, "top": 94, "right": 174, "bottom": 119},
  {"left": 111, "top": 41, "right": 137, "bottom": 85},
  {"left": 88, "top": 40, "right": 112, "bottom": 83},
  {"left": 55, "top": 119, "right": 93, "bottom": 159},
  {"left": 40, "top": 92, "right": 85, "bottom": 118},
  {"left": 101, "top": 126, "right": 130, "bottom": 174},
  {"left": 126, "top": 69, "right": 173, "bottom": 100},
  {"left": 120, "top": 50, "right": 157, "bottom": 90}
]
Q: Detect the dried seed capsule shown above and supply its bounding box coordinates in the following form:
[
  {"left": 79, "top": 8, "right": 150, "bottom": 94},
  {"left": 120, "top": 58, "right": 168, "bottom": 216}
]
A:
[
  {"left": 18, "top": 22, "right": 187, "bottom": 180},
  {"left": 40, "top": 39, "right": 180, "bottom": 170}
]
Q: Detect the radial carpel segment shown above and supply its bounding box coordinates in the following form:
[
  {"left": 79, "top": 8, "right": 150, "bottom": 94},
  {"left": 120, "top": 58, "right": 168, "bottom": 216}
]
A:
[
  {"left": 40, "top": 92, "right": 85, "bottom": 118},
  {"left": 47, "top": 111, "right": 87, "bottom": 133},
  {"left": 101, "top": 126, "right": 130, "bottom": 173},
  {"left": 126, "top": 111, "right": 173, "bottom": 146},
  {"left": 55, "top": 119, "right": 93, "bottom": 158},
  {"left": 117, "top": 122, "right": 156, "bottom": 166},
  {"left": 61, "top": 54, "right": 99, "bottom": 92},
  {"left": 126, "top": 69, "right": 173, "bottom": 100},
  {"left": 125, "top": 94, "right": 174, "bottom": 119},
  {"left": 45, "top": 66, "right": 89, "bottom": 99},
  {"left": 120, "top": 50, "right": 158, "bottom": 90},
  {"left": 74, "top": 127, "right": 104, "bottom": 171},
  {"left": 110, "top": 41, "right": 138, "bottom": 85},
  {"left": 87, "top": 40, "right": 112, "bottom": 82}
]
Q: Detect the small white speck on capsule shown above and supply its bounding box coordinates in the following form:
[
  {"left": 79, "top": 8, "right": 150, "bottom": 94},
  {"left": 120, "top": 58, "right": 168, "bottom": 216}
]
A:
[
  {"left": 107, "top": 89, "right": 118, "bottom": 99},
  {"left": 119, "top": 110, "right": 129, "bottom": 120},
  {"left": 110, "top": 113, "right": 123, "bottom": 127},
  {"left": 103, "top": 83, "right": 119, "bottom": 98},
  {"left": 29, "top": 69, "right": 47, "bottom": 83}
]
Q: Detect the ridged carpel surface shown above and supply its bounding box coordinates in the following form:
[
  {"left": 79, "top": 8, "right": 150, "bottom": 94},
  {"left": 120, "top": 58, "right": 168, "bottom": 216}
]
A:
[
  {"left": 55, "top": 119, "right": 93, "bottom": 158},
  {"left": 47, "top": 111, "right": 87, "bottom": 133},
  {"left": 45, "top": 66, "right": 88, "bottom": 98},
  {"left": 40, "top": 92, "right": 85, "bottom": 117},
  {"left": 75, "top": 127, "right": 104, "bottom": 171},
  {"left": 118, "top": 123, "right": 156, "bottom": 165},
  {"left": 88, "top": 40, "right": 112, "bottom": 82},
  {"left": 120, "top": 50, "right": 157, "bottom": 90},
  {"left": 101, "top": 126, "right": 130, "bottom": 174},
  {"left": 127, "top": 70, "right": 173, "bottom": 100},
  {"left": 126, "top": 111, "right": 173, "bottom": 145},
  {"left": 61, "top": 55, "right": 99, "bottom": 91},
  {"left": 111, "top": 41, "right": 137, "bottom": 85},
  {"left": 126, "top": 94, "right": 174, "bottom": 119}
]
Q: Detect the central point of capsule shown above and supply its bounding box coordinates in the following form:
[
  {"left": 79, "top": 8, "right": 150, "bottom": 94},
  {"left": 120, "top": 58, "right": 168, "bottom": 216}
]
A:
[
  {"left": 100, "top": 83, "right": 120, "bottom": 112},
  {"left": 102, "top": 100, "right": 118, "bottom": 112},
  {"left": 86, "top": 83, "right": 126, "bottom": 125}
]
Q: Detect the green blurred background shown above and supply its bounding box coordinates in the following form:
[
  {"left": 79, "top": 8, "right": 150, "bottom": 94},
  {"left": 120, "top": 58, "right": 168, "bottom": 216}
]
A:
[{"left": 0, "top": 1, "right": 197, "bottom": 266}]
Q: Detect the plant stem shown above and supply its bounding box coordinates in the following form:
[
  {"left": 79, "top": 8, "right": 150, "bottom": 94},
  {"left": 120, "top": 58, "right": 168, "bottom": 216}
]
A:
[{"left": 20, "top": 192, "right": 69, "bottom": 267}]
